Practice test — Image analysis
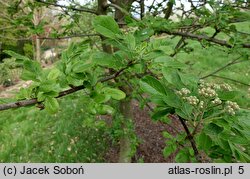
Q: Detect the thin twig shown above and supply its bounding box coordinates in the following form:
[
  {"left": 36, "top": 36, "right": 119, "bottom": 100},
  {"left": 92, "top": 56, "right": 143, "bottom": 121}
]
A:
[
  {"left": 160, "top": 30, "right": 250, "bottom": 49},
  {"left": 38, "top": 34, "right": 99, "bottom": 40},
  {"left": 209, "top": 75, "right": 250, "bottom": 87},
  {"left": 169, "top": 114, "right": 203, "bottom": 163},
  {"left": 200, "top": 56, "right": 246, "bottom": 79},
  {"left": 35, "top": 0, "right": 98, "bottom": 15}
]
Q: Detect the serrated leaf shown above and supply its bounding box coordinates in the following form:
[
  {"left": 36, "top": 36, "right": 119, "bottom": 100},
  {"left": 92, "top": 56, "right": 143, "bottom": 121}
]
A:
[
  {"left": 152, "top": 108, "right": 172, "bottom": 120},
  {"left": 162, "top": 67, "right": 181, "bottom": 87},
  {"left": 178, "top": 71, "right": 198, "bottom": 88},
  {"left": 47, "top": 68, "right": 60, "bottom": 80},
  {"left": 140, "top": 76, "right": 166, "bottom": 95},
  {"left": 72, "top": 62, "right": 92, "bottom": 73},
  {"left": 44, "top": 97, "right": 59, "bottom": 114},
  {"left": 21, "top": 70, "right": 37, "bottom": 81},
  {"left": 93, "top": 15, "right": 121, "bottom": 39}
]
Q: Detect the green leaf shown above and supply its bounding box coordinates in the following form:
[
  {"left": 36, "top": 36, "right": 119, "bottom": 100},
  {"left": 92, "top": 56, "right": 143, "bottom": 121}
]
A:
[
  {"left": 103, "top": 87, "right": 126, "bottom": 100},
  {"left": 134, "top": 28, "right": 154, "bottom": 42},
  {"left": 217, "top": 91, "right": 237, "bottom": 100},
  {"left": 48, "top": 68, "right": 61, "bottom": 80},
  {"left": 92, "top": 51, "right": 123, "bottom": 69},
  {"left": 97, "top": 104, "right": 115, "bottom": 115},
  {"left": 21, "top": 70, "right": 37, "bottom": 81},
  {"left": 155, "top": 58, "right": 186, "bottom": 69},
  {"left": 23, "top": 60, "right": 42, "bottom": 73},
  {"left": 175, "top": 149, "right": 190, "bottom": 163},
  {"left": 178, "top": 71, "right": 198, "bottom": 88},
  {"left": 72, "top": 62, "right": 93, "bottom": 73},
  {"left": 152, "top": 108, "right": 172, "bottom": 120},
  {"left": 140, "top": 76, "right": 166, "bottom": 95},
  {"left": 162, "top": 131, "right": 173, "bottom": 139},
  {"left": 163, "top": 143, "right": 177, "bottom": 158},
  {"left": 16, "top": 88, "right": 32, "bottom": 100},
  {"left": 197, "top": 132, "right": 212, "bottom": 152},
  {"left": 39, "top": 80, "right": 59, "bottom": 93},
  {"left": 163, "top": 89, "right": 182, "bottom": 108},
  {"left": 93, "top": 15, "right": 121, "bottom": 39},
  {"left": 92, "top": 91, "right": 111, "bottom": 103},
  {"left": 124, "top": 34, "right": 136, "bottom": 50},
  {"left": 162, "top": 67, "right": 181, "bottom": 87},
  {"left": 153, "top": 56, "right": 173, "bottom": 63},
  {"left": 44, "top": 97, "right": 59, "bottom": 114},
  {"left": 37, "top": 92, "right": 46, "bottom": 102},
  {"left": 204, "top": 123, "right": 224, "bottom": 137},
  {"left": 3, "top": 50, "right": 31, "bottom": 62},
  {"left": 21, "top": 60, "right": 42, "bottom": 81}
]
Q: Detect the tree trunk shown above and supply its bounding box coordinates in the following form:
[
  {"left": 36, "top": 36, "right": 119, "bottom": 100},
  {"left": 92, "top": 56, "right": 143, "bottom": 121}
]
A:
[
  {"left": 118, "top": 86, "right": 133, "bottom": 162},
  {"left": 97, "top": 0, "right": 135, "bottom": 163},
  {"left": 114, "top": 0, "right": 135, "bottom": 163},
  {"left": 35, "top": 35, "right": 41, "bottom": 61}
]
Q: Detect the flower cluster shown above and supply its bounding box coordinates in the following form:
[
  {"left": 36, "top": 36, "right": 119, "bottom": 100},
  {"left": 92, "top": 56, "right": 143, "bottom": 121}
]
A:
[
  {"left": 211, "top": 97, "right": 222, "bottom": 105},
  {"left": 225, "top": 101, "right": 240, "bottom": 115},
  {"left": 199, "top": 101, "right": 204, "bottom": 109},
  {"left": 198, "top": 87, "right": 217, "bottom": 98},
  {"left": 183, "top": 96, "right": 199, "bottom": 106},
  {"left": 220, "top": 83, "right": 232, "bottom": 91},
  {"left": 176, "top": 80, "right": 240, "bottom": 116},
  {"left": 176, "top": 88, "right": 191, "bottom": 96}
]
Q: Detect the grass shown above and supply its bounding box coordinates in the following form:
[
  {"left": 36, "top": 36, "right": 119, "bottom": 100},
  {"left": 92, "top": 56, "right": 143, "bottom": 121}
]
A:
[{"left": 0, "top": 92, "right": 111, "bottom": 162}]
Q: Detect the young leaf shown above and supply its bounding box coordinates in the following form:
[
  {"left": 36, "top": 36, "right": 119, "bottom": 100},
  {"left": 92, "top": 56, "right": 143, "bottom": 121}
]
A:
[
  {"left": 72, "top": 62, "right": 93, "bottom": 73},
  {"left": 44, "top": 97, "right": 59, "bottom": 114},
  {"left": 103, "top": 87, "right": 126, "bottom": 100},
  {"left": 48, "top": 68, "right": 61, "bottom": 80}
]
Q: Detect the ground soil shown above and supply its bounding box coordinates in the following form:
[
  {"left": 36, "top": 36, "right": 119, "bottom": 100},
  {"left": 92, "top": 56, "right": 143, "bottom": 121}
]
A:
[{"left": 105, "top": 100, "right": 184, "bottom": 163}]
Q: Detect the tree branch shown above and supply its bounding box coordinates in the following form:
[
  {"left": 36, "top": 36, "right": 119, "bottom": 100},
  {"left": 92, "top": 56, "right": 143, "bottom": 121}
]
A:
[
  {"left": 35, "top": 0, "right": 98, "bottom": 15},
  {"left": 164, "top": 1, "right": 174, "bottom": 19},
  {"left": 38, "top": 34, "right": 99, "bottom": 40},
  {"left": 160, "top": 31, "right": 250, "bottom": 49}
]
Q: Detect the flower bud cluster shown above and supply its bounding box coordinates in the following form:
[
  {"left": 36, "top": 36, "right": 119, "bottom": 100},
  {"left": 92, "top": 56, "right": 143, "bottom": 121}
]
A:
[
  {"left": 176, "top": 88, "right": 191, "bottom": 96},
  {"left": 183, "top": 96, "right": 199, "bottom": 106},
  {"left": 198, "top": 87, "right": 217, "bottom": 98},
  {"left": 225, "top": 101, "right": 240, "bottom": 115},
  {"left": 211, "top": 97, "right": 222, "bottom": 105},
  {"left": 220, "top": 83, "right": 232, "bottom": 91},
  {"left": 199, "top": 101, "right": 204, "bottom": 109}
]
